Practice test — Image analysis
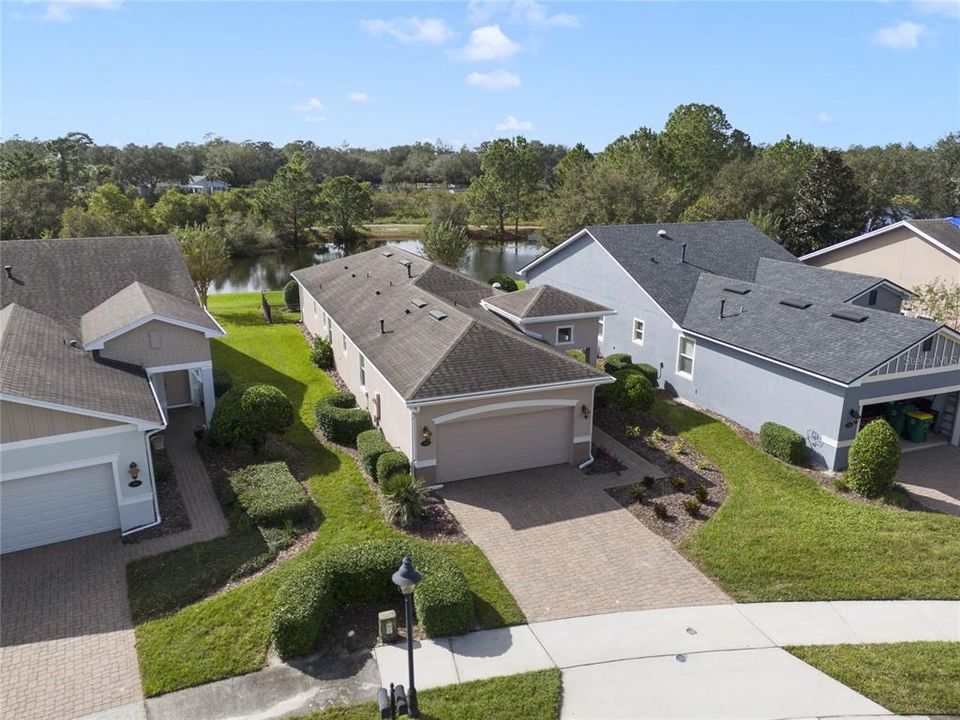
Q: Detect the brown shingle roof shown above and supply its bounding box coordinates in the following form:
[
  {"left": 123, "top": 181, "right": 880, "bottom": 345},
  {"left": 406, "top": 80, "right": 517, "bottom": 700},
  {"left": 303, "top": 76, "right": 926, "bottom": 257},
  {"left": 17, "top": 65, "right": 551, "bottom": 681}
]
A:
[
  {"left": 484, "top": 285, "right": 611, "bottom": 320},
  {"left": 292, "top": 247, "right": 609, "bottom": 401},
  {"left": 0, "top": 304, "right": 164, "bottom": 425}
]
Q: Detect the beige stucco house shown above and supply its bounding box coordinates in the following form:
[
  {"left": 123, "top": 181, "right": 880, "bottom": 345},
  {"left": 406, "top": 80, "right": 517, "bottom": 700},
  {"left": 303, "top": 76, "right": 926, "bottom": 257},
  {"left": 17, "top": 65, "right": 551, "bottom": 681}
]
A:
[
  {"left": 292, "top": 246, "right": 614, "bottom": 484},
  {"left": 800, "top": 218, "right": 960, "bottom": 290},
  {"left": 0, "top": 236, "right": 224, "bottom": 553}
]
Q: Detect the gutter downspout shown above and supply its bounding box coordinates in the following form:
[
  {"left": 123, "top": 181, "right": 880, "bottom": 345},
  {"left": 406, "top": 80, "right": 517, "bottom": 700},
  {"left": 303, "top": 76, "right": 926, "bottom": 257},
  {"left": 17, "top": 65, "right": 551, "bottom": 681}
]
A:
[{"left": 122, "top": 427, "right": 164, "bottom": 535}]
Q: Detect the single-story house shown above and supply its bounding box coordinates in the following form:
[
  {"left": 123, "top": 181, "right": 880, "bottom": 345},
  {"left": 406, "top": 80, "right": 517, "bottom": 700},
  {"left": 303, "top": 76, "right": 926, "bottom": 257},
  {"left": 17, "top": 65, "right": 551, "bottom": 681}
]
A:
[
  {"left": 800, "top": 218, "right": 960, "bottom": 290},
  {"left": 292, "top": 247, "right": 614, "bottom": 483},
  {"left": 519, "top": 221, "right": 960, "bottom": 470},
  {"left": 181, "top": 176, "right": 231, "bottom": 195},
  {"left": 0, "top": 236, "right": 225, "bottom": 553}
]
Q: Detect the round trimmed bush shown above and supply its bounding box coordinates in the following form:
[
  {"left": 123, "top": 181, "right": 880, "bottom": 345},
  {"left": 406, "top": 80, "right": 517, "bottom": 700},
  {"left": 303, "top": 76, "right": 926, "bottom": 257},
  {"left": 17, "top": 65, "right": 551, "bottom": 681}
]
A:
[
  {"left": 846, "top": 419, "right": 901, "bottom": 498},
  {"left": 357, "top": 430, "right": 393, "bottom": 480},
  {"left": 759, "top": 422, "right": 806, "bottom": 465},
  {"left": 613, "top": 370, "right": 655, "bottom": 411},
  {"left": 604, "top": 353, "right": 636, "bottom": 375},
  {"left": 310, "top": 337, "right": 334, "bottom": 369},
  {"left": 314, "top": 392, "right": 373, "bottom": 444},
  {"left": 487, "top": 273, "right": 518, "bottom": 292},
  {"left": 209, "top": 383, "right": 294, "bottom": 447},
  {"left": 271, "top": 539, "right": 473, "bottom": 657},
  {"left": 376, "top": 450, "right": 411, "bottom": 484},
  {"left": 636, "top": 363, "right": 659, "bottom": 387},
  {"left": 283, "top": 279, "right": 300, "bottom": 311},
  {"left": 213, "top": 368, "right": 233, "bottom": 398}
]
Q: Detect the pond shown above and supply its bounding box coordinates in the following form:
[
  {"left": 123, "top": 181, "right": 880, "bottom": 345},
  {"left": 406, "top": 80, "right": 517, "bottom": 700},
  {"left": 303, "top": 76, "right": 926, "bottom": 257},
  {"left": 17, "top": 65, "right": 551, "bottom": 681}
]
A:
[{"left": 211, "top": 239, "right": 544, "bottom": 294}]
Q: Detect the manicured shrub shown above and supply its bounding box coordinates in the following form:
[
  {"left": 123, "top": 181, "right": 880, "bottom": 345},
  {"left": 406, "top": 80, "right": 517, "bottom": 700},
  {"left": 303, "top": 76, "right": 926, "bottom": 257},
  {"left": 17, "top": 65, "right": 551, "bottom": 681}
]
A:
[
  {"left": 604, "top": 353, "right": 635, "bottom": 375},
  {"left": 565, "top": 348, "right": 586, "bottom": 363},
  {"left": 487, "top": 273, "right": 518, "bottom": 292},
  {"left": 213, "top": 368, "right": 233, "bottom": 398},
  {"left": 671, "top": 440, "right": 685, "bottom": 456},
  {"left": 630, "top": 484, "right": 646, "bottom": 502},
  {"left": 381, "top": 473, "right": 428, "bottom": 528},
  {"left": 641, "top": 475, "right": 655, "bottom": 488},
  {"left": 209, "top": 383, "right": 294, "bottom": 447},
  {"left": 846, "top": 419, "right": 901, "bottom": 498},
  {"left": 376, "top": 451, "right": 411, "bottom": 483},
  {"left": 652, "top": 502, "right": 668, "bottom": 519},
  {"left": 613, "top": 370, "right": 655, "bottom": 411},
  {"left": 283, "top": 279, "right": 300, "bottom": 311},
  {"left": 682, "top": 497, "right": 701, "bottom": 516},
  {"left": 357, "top": 430, "right": 393, "bottom": 480},
  {"left": 271, "top": 539, "right": 473, "bottom": 657},
  {"left": 636, "top": 363, "right": 659, "bottom": 386},
  {"left": 670, "top": 475, "right": 686, "bottom": 491},
  {"left": 759, "top": 422, "right": 807, "bottom": 465},
  {"left": 314, "top": 392, "right": 373, "bottom": 444},
  {"left": 228, "top": 461, "right": 311, "bottom": 525},
  {"left": 310, "top": 337, "right": 334, "bottom": 369},
  {"left": 693, "top": 485, "right": 708, "bottom": 503}
]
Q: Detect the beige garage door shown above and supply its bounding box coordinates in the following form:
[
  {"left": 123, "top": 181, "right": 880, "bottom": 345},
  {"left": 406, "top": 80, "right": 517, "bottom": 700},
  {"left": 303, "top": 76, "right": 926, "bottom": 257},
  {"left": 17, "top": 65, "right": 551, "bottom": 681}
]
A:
[
  {"left": 437, "top": 407, "right": 573, "bottom": 482},
  {"left": 1, "top": 463, "right": 120, "bottom": 553}
]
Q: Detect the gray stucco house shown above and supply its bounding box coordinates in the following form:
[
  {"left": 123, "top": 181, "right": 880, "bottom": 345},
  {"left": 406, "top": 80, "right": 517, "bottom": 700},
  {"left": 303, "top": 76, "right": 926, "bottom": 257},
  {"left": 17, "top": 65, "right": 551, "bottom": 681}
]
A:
[{"left": 519, "top": 221, "right": 960, "bottom": 470}]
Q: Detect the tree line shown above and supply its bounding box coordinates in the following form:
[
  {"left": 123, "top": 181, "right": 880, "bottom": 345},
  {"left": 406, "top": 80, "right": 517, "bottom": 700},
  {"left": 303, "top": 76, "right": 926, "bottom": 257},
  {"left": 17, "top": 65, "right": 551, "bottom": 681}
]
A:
[{"left": 2, "top": 104, "right": 958, "bottom": 258}]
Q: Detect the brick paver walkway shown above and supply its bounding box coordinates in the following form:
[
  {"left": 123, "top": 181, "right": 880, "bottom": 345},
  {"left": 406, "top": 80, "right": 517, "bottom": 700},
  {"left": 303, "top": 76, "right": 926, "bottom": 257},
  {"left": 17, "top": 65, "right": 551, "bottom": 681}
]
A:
[
  {"left": 895, "top": 444, "right": 960, "bottom": 517},
  {"left": 1, "top": 408, "right": 228, "bottom": 720},
  {"left": 442, "top": 451, "right": 730, "bottom": 622}
]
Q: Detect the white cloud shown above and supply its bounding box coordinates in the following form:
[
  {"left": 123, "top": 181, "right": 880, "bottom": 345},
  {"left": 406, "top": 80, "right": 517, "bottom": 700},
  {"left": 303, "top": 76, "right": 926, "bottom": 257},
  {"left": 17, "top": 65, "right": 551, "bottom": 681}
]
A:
[
  {"left": 466, "top": 69, "right": 521, "bottom": 89},
  {"left": 294, "top": 97, "right": 324, "bottom": 113},
  {"left": 361, "top": 17, "right": 455, "bottom": 44},
  {"left": 496, "top": 114, "right": 533, "bottom": 131},
  {"left": 872, "top": 21, "right": 927, "bottom": 48},
  {"left": 348, "top": 91, "right": 369, "bottom": 103},
  {"left": 458, "top": 24, "right": 521, "bottom": 60},
  {"left": 41, "top": 0, "right": 120, "bottom": 23},
  {"left": 468, "top": 0, "right": 580, "bottom": 28},
  {"left": 912, "top": 1, "right": 960, "bottom": 19},
  {"left": 816, "top": 111, "right": 836, "bottom": 125}
]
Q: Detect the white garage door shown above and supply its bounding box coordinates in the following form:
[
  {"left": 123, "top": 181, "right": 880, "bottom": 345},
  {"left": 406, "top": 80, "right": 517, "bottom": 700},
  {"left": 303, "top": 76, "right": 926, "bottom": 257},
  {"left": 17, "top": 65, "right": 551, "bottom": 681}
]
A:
[
  {"left": 437, "top": 407, "right": 573, "bottom": 482},
  {"left": 1, "top": 463, "right": 120, "bottom": 554}
]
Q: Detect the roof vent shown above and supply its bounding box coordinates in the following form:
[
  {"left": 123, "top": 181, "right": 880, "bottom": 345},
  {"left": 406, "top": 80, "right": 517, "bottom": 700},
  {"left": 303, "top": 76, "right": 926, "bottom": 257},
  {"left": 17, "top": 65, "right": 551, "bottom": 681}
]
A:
[
  {"left": 723, "top": 285, "right": 751, "bottom": 295},
  {"left": 410, "top": 298, "right": 427, "bottom": 309},
  {"left": 780, "top": 298, "right": 812, "bottom": 309},
  {"left": 399, "top": 259, "right": 412, "bottom": 278},
  {"left": 3, "top": 265, "right": 12, "bottom": 279},
  {"left": 657, "top": 229, "right": 668, "bottom": 238},
  {"left": 381, "top": 251, "right": 393, "bottom": 257},
  {"left": 429, "top": 310, "right": 447, "bottom": 321},
  {"left": 830, "top": 310, "right": 868, "bottom": 323}
]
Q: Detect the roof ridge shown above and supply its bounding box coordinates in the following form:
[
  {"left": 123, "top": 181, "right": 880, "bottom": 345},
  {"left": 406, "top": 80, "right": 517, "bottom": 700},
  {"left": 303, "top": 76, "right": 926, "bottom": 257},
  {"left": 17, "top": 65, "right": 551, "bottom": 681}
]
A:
[{"left": 405, "top": 319, "right": 478, "bottom": 400}]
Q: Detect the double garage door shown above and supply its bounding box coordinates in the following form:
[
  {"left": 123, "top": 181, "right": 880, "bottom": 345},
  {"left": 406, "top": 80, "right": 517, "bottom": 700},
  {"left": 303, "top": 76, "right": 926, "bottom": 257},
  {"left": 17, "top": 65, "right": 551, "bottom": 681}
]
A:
[
  {"left": 1, "top": 463, "right": 120, "bottom": 554},
  {"left": 437, "top": 407, "right": 573, "bottom": 482}
]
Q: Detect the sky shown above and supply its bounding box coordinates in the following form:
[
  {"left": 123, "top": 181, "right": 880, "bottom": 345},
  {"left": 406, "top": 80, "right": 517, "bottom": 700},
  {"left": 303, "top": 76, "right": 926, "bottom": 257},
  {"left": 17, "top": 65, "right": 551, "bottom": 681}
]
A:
[{"left": 2, "top": 0, "right": 959, "bottom": 151}]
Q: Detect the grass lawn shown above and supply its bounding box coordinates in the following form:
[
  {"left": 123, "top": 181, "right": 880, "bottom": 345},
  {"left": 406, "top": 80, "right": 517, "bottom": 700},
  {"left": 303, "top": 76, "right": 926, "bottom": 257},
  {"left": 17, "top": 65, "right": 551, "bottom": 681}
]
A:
[
  {"left": 299, "top": 669, "right": 561, "bottom": 720},
  {"left": 133, "top": 292, "right": 523, "bottom": 696},
  {"left": 789, "top": 642, "right": 960, "bottom": 714},
  {"left": 648, "top": 400, "right": 960, "bottom": 601}
]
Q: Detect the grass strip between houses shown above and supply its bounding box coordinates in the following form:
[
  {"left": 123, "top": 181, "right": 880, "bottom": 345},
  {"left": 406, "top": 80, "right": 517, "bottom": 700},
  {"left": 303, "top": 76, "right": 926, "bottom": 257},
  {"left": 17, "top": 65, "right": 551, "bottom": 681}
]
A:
[
  {"left": 132, "top": 292, "right": 523, "bottom": 696},
  {"left": 788, "top": 642, "right": 960, "bottom": 715}
]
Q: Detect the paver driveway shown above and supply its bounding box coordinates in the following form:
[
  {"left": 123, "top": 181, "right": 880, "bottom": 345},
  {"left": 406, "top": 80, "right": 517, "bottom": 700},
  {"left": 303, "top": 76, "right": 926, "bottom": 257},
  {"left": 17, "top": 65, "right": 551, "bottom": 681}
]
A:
[
  {"left": 442, "top": 462, "right": 730, "bottom": 622},
  {"left": 896, "top": 444, "right": 960, "bottom": 516}
]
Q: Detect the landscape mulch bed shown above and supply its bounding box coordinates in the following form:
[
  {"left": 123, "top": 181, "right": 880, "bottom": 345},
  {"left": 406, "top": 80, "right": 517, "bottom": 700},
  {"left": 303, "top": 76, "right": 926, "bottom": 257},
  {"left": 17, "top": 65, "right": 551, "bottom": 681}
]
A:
[
  {"left": 582, "top": 443, "right": 627, "bottom": 475},
  {"left": 596, "top": 402, "right": 728, "bottom": 545},
  {"left": 123, "top": 448, "right": 191, "bottom": 544}
]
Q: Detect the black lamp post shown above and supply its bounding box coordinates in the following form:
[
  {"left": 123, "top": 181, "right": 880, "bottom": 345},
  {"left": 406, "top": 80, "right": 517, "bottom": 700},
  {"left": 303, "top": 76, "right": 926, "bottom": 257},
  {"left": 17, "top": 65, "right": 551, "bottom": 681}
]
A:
[{"left": 392, "top": 555, "right": 422, "bottom": 719}]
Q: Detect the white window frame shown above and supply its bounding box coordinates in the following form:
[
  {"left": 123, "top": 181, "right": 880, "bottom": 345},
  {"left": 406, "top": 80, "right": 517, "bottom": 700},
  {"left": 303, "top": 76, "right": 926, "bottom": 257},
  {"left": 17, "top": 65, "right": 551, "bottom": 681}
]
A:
[
  {"left": 598, "top": 317, "right": 604, "bottom": 342},
  {"left": 632, "top": 318, "right": 645, "bottom": 346},
  {"left": 556, "top": 325, "right": 574, "bottom": 345},
  {"left": 676, "top": 335, "right": 695, "bottom": 379},
  {"left": 342, "top": 330, "right": 348, "bottom": 355},
  {"left": 313, "top": 300, "right": 319, "bottom": 318},
  {"left": 359, "top": 353, "right": 366, "bottom": 389}
]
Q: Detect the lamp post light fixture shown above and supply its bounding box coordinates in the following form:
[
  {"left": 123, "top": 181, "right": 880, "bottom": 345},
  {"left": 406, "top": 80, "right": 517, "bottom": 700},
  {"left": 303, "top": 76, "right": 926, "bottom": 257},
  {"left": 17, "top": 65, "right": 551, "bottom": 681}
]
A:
[{"left": 392, "top": 555, "right": 422, "bottom": 718}]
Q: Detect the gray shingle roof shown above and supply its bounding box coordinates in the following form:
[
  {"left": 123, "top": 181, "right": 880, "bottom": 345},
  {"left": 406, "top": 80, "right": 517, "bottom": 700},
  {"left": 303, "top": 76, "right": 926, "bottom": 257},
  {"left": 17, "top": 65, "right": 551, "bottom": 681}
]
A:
[
  {"left": 484, "top": 285, "right": 611, "bottom": 320},
  {"left": 292, "top": 247, "right": 608, "bottom": 401},
  {"left": 0, "top": 304, "right": 164, "bottom": 424},
  {"left": 81, "top": 281, "right": 221, "bottom": 346},
  {"left": 585, "top": 221, "right": 798, "bottom": 320},
  {"left": 908, "top": 219, "right": 960, "bottom": 256},
  {"left": 682, "top": 274, "right": 943, "bottom": 384},
  {"left": 1, "top": 235, "right": 200, "bottom": 336},
  {"left": 754, "top": 258, "right": 887, "bottom": 303}
]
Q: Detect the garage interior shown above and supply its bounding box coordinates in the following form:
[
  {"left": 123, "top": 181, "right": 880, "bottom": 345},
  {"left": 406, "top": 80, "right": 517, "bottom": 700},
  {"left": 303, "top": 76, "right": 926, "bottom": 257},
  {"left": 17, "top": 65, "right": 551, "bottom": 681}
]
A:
[{"left": 860, "top": 390, "right": 959, "bottom": 450}]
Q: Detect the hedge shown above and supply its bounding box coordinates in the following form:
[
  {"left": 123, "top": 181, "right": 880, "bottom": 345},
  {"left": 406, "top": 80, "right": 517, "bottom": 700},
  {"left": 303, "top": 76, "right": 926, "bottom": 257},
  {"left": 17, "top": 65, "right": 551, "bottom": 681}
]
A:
[
  {"left": 311, "top": 337, "right": 334, "bottom": 369},
  {"left": 212, "top": 368, "right": 233, "bottom": 398},
  {"left": 283, "top": 279, "right": 300, "bottom": 311},
  {"left": 846, "top": 419, "right": 901, "bottom": 498},
  {"left": 488, "top": 273, "right": 518, "bottom": 292},
  {"left": 209, "top": 384, "right": 294, "bottom": 447},
  {"left": 314, "top": 392, "right": 373, "bottom": 444},
  {"left": 357, "top": 430, "right": 393, "bottom": 481},
  {"left": 759, "top": 422, "right": 807, "bottom": 465},
  {"left": 376, "top": 450, "right": 411, "bottom": 484},
  {"left": 228, "top": 461, "right": 311, "bottom": 525},
  {"left": 271, "top": 539, "right": 473, "bottom": 657},
  {"left": 613, "top": 369, "right": 655, "bottom": 411},
  {"left": 604, "top": 353, "right": 635, "bottom": 375},
  {"left": 636, "top": 363, "right": 659, "bottom": 387}
]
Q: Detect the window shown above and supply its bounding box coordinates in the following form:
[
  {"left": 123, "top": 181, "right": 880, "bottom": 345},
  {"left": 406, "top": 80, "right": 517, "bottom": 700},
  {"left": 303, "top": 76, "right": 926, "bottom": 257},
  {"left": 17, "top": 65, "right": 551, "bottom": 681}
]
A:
[
  {"left": 677, "top": 336, "right": 695, "bottom": 378},
  {"left": 314, "top": 300, "right": 319, "bottom": 318},
  {"left": 148, "top": 330, "right": 162, "bottom": 349},
  {"left": 359, "top": 354, "right": 366, "bottom": 387},
  {"left": 868, "top": 289, "right": 878, "bottom": 306},
  {"left": 556, "top": 326, "right": 574, "bottom": 345},
  {"left": 342, "top": 330, "right": 348, "bottom": 354},
  {"left": 632, "top": 318, "right": 645, "bottom": 345},
  {"left": 598, "top": 317, "right": 604, "bottom": 342},
  {"left": 922, "top": 337, "right": 934, "bottom": 352},
  {"left": 326, "top": 317, "right": 333, "bottom": 344}
]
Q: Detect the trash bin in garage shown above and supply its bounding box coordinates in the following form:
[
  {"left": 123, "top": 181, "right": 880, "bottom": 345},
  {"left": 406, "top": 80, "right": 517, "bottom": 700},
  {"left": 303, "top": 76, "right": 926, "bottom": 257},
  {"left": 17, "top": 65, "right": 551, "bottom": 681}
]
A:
[
  {"left": 904, "top": 411, "right": 934, "bottom": 443},
  {"left": 885, "top": 403, "right": 911, "bottom": 436}
]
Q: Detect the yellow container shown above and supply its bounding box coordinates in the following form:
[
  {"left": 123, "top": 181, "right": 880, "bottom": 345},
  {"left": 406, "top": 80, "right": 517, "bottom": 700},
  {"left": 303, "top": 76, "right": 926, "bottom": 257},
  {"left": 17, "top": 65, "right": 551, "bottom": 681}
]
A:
[{"left": 906, "top": 411, "right": 934, "bottom": 421}]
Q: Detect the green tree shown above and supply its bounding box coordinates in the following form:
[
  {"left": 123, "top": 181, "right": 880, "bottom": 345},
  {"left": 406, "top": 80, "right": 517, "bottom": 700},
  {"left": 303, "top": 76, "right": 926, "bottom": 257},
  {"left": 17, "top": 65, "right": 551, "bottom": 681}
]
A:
[
  {"left": 254, "top": 151, "right": 319, "bottom": 246},
  {"left": 59, "top": 205, "right": 120, "bottom": 238},
  {"left": 152, "top": 188, "right": 210, "bottom": 231},
  {"left": 783, "top": 150, "right": 867, "bottom": 255},
  {"left": 907, "top": 278, "right": 960, "bottom": 330},
  {"left": 0, "top": 178, "right": 73, "bottom": 239},
  {"left": 465, "top": 137, "right": 541, "bottom": 239},
  {"left": 175, "top": 224, "right": 230, "bottom": 306},
  {"left": 317, "top": 175, "right": 373, "bottom": 241},
  {"left": 421, "top": 219, "right": 470, "bottom": 268},
  {"left": 115, "top": 143, "right": 188, "bottom": 196},
  {"left": 85, "top": 182, "right": 136, "bottom": 231},
  {"left": 46, "top": 131, "right": 93, "bottom": 184}
]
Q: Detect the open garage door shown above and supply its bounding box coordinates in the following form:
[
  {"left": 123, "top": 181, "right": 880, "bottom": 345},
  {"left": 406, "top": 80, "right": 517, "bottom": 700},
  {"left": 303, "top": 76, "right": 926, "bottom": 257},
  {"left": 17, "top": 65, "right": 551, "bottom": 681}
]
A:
[{"left": 436, "top": 407, "right": 573, "bottom": 482}]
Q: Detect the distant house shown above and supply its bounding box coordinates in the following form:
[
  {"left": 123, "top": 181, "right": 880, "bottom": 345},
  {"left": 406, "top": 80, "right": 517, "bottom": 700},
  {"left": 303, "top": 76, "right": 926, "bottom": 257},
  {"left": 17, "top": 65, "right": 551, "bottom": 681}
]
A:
[
  {"left": 292, "top": 247, "right": 614, "bottom": 484},
  {"left": 0, "top": 236, "right": 225, "bottom": 553},
  {"left": 181, "top": 175, "right": 231, "bottom": 194},
  {"left": 520, "top": 221, "right": 960, "bottom": 470},
  {"left": 800, "top": 218, "right": 960, "bottom": 290}
]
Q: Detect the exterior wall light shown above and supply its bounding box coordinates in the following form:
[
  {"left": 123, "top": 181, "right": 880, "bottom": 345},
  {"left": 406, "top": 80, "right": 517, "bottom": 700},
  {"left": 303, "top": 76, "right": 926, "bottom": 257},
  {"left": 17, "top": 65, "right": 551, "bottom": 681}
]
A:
[
  {"left": 580, "top": 403, "right": 591, "bottom": 419},
  {"left": 128, "top": 462, "right": 140, "bottom": 480},
  {"left": 420, "top": 426, "right": 432, "bottom": 446}
]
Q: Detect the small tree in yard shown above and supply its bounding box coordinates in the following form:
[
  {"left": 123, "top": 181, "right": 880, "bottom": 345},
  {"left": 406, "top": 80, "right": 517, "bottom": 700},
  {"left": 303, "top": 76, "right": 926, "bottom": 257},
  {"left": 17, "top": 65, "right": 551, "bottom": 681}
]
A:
[
  {"left": 422, "top": 219, "right": 470, "bottom": 268},
  {"left": 176, "top": 224, "right": 229, "bottom": 307},
  {"left": 283, "top": 279, "right": 300, "bottom": 311},
  {"left": 613, "top": 370, "right": 655, "bottom": 411},
  {"left": 845, "top": 419, "right": 901, "bottom": 498},
  {"left": 209, "top": 384, "right": 294, "bottom": 448},
  {"left": 317, "top": 175, "right": 373, "bottom": 241},
  {"left": 907, "top": 278, "right": 960, "bottom": 330}
]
